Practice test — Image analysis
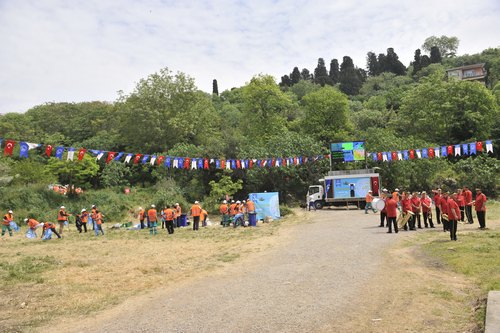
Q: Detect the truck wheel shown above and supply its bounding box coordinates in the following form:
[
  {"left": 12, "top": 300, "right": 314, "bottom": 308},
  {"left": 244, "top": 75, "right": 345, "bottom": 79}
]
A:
[{"left": 314, "top": 201, "right": 323, "bottom": 210}]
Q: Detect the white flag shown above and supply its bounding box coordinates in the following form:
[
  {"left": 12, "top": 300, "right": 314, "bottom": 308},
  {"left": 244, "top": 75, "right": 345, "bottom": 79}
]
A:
[
  {"left": 241, "top": 160, "right": 246, "bottom": 169},
  {"left": 124, "top": 154, "right": 133, "bottom": 164},
  {"left": 173, "top": 159, "right": 179, "bottom": 168},
  {"left": 225, "top": 161, "right": 231, "bottom": 170},
  {"left": 397, "top": 152, "right": 403, "bottom": 160},
  {"left": 191, "top": 159, "right": 197, "bottom": 169},
  {"left": 96, "top": 152, "right": 104, "bottom": 160},
  {"left": 67, "top": 149, "right": 75, "bottom": 161},
  {"left": 150, "top": 156, "right": 156, "bottom": 165},
  {"left": 454, "top": 145, "right": 461, "bottom": 156},
  {"left": 435, "top": 148, "right": 440, "bottom": 158},
  {"left": 486, "top": 141, "right": 493, "bottom": 153}
]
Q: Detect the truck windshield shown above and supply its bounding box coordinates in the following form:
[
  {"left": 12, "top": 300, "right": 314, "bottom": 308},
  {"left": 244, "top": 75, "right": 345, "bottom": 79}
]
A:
[{"left": 308, "top": 187, "right": 320, "bottom": 195}]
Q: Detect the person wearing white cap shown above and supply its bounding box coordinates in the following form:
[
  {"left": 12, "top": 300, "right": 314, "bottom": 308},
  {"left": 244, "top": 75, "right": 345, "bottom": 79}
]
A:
[
  {"left": 190, "top": 201, "right": 202, "bottom": 231},
  {"left": 365, "top": 190, "right": 376, "bottom": 214},
  {"left": 25, "top": 217, "right": 42, "bottom": 238},
  {"left": 57, "top": 206, "right": 70, "bottom": 235},
  {"left": 2, "top": 210, "right": 15, "bottom": 237},
  {"left": 220, "top": 200, "right": 230, "bottom": 227},
  {"left": 147, "top": 205, "right": 158, "bottom": 235},
  {"left": 80, "top": 208, "right": 89, "bottom": 233}
]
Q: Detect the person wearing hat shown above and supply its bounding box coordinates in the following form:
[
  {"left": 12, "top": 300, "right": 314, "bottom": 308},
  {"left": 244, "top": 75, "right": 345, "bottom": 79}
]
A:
[
  {"left": 80, "top": 209, "right": 89, "bottom": 233},
  {"left": 42, "top": 221, "right": 61, "bottom": 239},
  {"left": 174, "top": 203, "right": 182, "bottom": 228},
  {"left": 90, "top": 205, "right": 98, "bottom": 230},
  {"left": 57, "top": 206, "right": 70, "bottom": 235},
  {"left": 163, "top": 205, "right": 175, "bottom": 234},
  {"left": 190, "top": 201, "right": 202, "bottom": 231},
  {"left": 147, "top": 205, "right": 158, "bottom": 235},
  {"left": 2, "top": 210, "right": 14, "bottom": 237},
  {"left": 25, "top": 217, "right": 42, "bottom": 238},
  {"left": 365, "top": 190, "right": 376, "bottom": 214},
  {"left": 474, "top": 189, "right": 487, "bottom": 229},
  {"left": 392, "top": 188, "right": 401, "bottom": 212},
  {"left": 219, "top": 200, "right": 230, "bottom": 227},
  {"left": 229, "top": 200, "right": 238, "bottom": 218}
]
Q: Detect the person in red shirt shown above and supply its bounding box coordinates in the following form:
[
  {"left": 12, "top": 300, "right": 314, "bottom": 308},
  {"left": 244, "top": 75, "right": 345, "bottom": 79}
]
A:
[
  {"left": 474, "top": 189, "right": 487, "bottom": 229},
  {"left": 401, "top": 192, "right": 413, "bottom": 231},
  {"left": 411, "top": 192, "right": 422, "bottom": 229},
  {"left": 420, "top": 192, "right": 434, "bottom": 228},
  {"left": 385, "top": 196, "right": 398, "bottom": 233},
  {"left": 379, "top": 191, "right": 388, "bottom": 227},
  {"left": 433, "top": 189, "right": 442, "bottom": 225},
  {"left": 440, "top": 192, "right": 450, "bottom": 232},
  {"left": 448, "top": 193, "right": 460, "bottom": 241},
  {"left": 190, "top": 201, "right": 202, "bottom": 231},
  {"left": 147, "top": 205, "right": 158, "bottom": 235},
  {"left": 463, "top": 186, "right": 474, "bottom": 224},
  {"left": 457, "top": 189, "right": 465, "bottom": 222},
  {"left": 163, "top": 205, "right": 175, "bottom": 234}
]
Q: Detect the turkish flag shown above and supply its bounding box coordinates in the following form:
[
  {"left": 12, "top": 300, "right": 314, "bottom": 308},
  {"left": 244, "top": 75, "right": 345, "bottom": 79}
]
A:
[
  {"left": 447, "top": 146, "right": 453, "bottom": 155},
  {"left": 409, "top": 150, "right": 415, "bottom": 159},
  {"left": 391, "top": 151, "right": 398, "bottom": 161},
  {"left": 377, "top": 152, "right": 382, "bottom": 161},
  {"left": 184, "top": 158, "right": 190, "bottom": 169},
  {"left": 221, "top": 159, "right": 226, "bottom": 169},
  {"left": 106, "top": 152, "right": 116, "bottom": 164},
  {"left": 4, "top": 140, "right": 15, "bottom": 156},
  {"left": 249, "top": 159, "right": 254, "bottom": 169},
  {"left": 78, "top": 148, "right": 86, "bottom": 161},
  {"left": 236, "top": 159, "right": 241, "bottom": 169},
  {"left": 45, "top": 145, "right": 53, "bottom": 157},
  {"left": 133, "top": 154, "right": 142, "bottom": 164},
  {"left": 428, "top": 148, "right": 435, "bottom": 158},
  {"left": 203, "top": 158, "right": 209, "bottom": 169},
  {"left": 157, "top": 155, "right": 165, "bottom": 165},
  {"left": 476, "top": 141, "right": 483, "bottom": 152}
]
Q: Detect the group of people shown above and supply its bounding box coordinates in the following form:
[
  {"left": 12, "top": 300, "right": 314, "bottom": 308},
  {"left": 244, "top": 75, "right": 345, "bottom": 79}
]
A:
[
  {"left": 2, "top": 205, "right": 105, "bottom": 240},
  {"left": 375, "top": 186, "right": 488, "bottom": 241},
  {"left": 218, "top": 198, "right": 256, "bottom": 227}
]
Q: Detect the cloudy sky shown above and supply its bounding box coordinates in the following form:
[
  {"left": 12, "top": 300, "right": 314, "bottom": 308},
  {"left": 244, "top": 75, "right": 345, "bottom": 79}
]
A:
[{"left": 0, "top": 0, "right": 498, "bottom": 114}]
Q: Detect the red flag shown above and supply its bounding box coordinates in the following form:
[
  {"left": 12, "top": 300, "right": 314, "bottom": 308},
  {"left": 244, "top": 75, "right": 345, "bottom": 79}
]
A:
[
  {"left": 45, "top": 145, "right": 53, "bottom": 157},
  {"left": 249, "top": 159, "right": 254, "bottom": 169},
  {"left": 184, "top": 158, "right": 190, "bottom": 169},
  {"left": 236, "top": 159, "right": 241, "bottom": 169},
  {"left": 428, "top": 148, "right": 435, "bottom": 158},
  {"left": 271, "top": 158, "right": 276, "bottom": 167},
  {"left": 4, "top": 140, "right": 15, "bottom": 156},
  {"left": 377, "top": 152, "right": 382, "bottom": 161},
  {"left": 203, "top": 158, "right": 209, "bottom": 169},
  {"left": 409, "top": 149, "right": 415, "bottom": 159},
  {"left": 391, "top": 151, "right": 398, "bottom": 160},
  {"left": 447, "top": 145, "right": 453, "bottom": 155},
  {"left": 157, "top": 155, "right": 165, "bottom": 165},
  {"left": 221, "top": 159, "right": 226, "bottom": 169},
  {"left": 106, "top": 152, "right": 116, "bottom": 164},
  {"left": 133, "top": 154, "right": 142, "bottom": 164},
  {"left": 78, "top": 148, "right": 86, "bottom": 161},
  {"left": 293, "top": 157, "right": 297, "bottom": 165},
  {"left": 476, "top": 141, "right": 483, "bottom": 152}
]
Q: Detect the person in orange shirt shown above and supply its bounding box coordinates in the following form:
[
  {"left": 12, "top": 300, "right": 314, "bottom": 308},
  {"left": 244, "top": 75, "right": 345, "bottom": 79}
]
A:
[
  {"left": 138, "top": 207, "right": 145, "bottom": 229},
  {"left": 91, "top": 205, "right": 98, "bottom": 230},
  {"left": 57, "top": 206, "right": 70, "bottom": 235},
  {"left": 474, "top": 189, "right": 487, "bottom": 229},
  {"left": 364, "top": 190, "right": 376, "bottom": 214},
  {"left": 163, "top": 205, "right": 175, "bottom": 234},
  {"left": 2, "top": 210, "right": 14, "bottom": 237},
  {"left": 24, "top": 217, "right": 42, "bottom": 238},
  {"left": 190, "top": 201, "right": 202, "bottom": 231},
  {"left": 42, "top": 221, "right": 61, "bottom": 239},
  {"left": 94, "top": 209, "right": 104, "bottom": 236},
  {"left": 201, "top": 207, "right": 208, "bottom": 227},
  {"left": 174, "top": 203, "right": 182, "bottom": 228},
  {"left": 80, "top": 209, "right": 89, "bottom": 233},
  {"left": 219, "top": 200, "right": 229, "bottom": 227},
  {"left": 229, "top": 200, "right": 238, "bottom": 217},
  {"left": 246, "top": 198, "right": 255, "bottom": 214},
  {"left": 147, "top": 205, "right": 158, "bottom": 235}
]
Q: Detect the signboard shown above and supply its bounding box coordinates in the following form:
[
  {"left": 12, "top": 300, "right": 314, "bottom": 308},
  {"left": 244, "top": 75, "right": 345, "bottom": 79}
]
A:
[
  {"left": 249, "top": 192, "right": 281, "bottom": 220},
  {"left": 333, "top": 177, "right": 371, "bottom": 199},
  {"left": 330, "top": 141, "right": 366, "bottom": 162}
]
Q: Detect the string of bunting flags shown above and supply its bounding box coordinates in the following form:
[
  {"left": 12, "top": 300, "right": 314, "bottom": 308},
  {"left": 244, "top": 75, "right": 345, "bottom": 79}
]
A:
[
  {"left": 0, "top": 138, "right": 494, "bottom": 170},
  {"left": 369, "top": 140, "right": 494, "bottom": 162}
]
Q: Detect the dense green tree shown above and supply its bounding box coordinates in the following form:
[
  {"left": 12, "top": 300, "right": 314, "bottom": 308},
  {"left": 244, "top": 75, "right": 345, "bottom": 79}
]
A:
[
  {"left": 411, "top": 49, "right": 422, "bottom": 75},
  {"left": 421, "top": 55, "right": 431, "bottom": 68},
  {"left": 384, "top": 48, "right": 406, "bottom": 75},
  {"left": 45, "top": 154, "right": 99, "bottom": 191},
  {"left": 314, "top": 58, "right": 330, "bottom": 86},
  {"left": 301, "top": 68, "right": 312, "bottom": 81},
  {"left": 280, "top": 75, "right": 292, "bottom": 87},
  {"left": 430, "top": 46, "right": 442, "bottom": 64},
  {"left": 339, "top": 56, "right": 364, "bottom": 95},
  {"left": 301, "top": 86, "right": 352, "bottom": 143},
  {"left": 289, "top": 80, "right": 321, "bottom": 101},
  {"left": 291, "top": 67, "right": 301, "bottom": 85},
  {"left": 100, "top": 162, "right": 133, "bottom": 187},
  {"left": 329, "top": 59, "right": 340, "bottom": 84},
  {"left": 367, "top": 52, "right": 380, "bottom": 76},
  {"left": 422, "top": 35, "right": 459, "bottom": 57},
  {"left": 212, "top": 79, "right": 219, "bottom": 95}
]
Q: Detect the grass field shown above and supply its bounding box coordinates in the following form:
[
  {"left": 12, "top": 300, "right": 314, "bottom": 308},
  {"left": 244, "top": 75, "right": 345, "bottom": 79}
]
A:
[
  {"left": 411, "top": 201, "right": 500, "bottom": 330},
  {"left": 0, "top": 216, "right": 291, "bottom": 333}
]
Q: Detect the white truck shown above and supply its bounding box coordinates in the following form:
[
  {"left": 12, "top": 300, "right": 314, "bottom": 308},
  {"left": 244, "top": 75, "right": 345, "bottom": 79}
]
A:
[{"left": 307, "top": 169, "right": 381, "bottom": 209}]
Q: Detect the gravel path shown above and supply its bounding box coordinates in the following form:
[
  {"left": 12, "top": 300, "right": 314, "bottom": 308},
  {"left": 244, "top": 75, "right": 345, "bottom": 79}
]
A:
[{"left": 51, "top": 209, "right": 399, "bottom": 333}]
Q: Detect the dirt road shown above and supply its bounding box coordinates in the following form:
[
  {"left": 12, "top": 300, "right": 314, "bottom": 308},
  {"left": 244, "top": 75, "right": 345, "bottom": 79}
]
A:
[{"left": 45, "top": 209, "right": 401, "bottom": 333}]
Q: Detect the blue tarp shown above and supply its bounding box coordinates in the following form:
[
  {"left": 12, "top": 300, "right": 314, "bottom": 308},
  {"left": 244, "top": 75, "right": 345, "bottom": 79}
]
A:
[{"left": 249, "top": 192, "right": 280, "bottom": 220}]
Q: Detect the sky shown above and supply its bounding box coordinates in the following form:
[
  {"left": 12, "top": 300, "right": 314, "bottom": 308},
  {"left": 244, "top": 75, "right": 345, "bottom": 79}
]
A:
[{"left": 0, "top": 0, "right": 499, "bottom": 114}]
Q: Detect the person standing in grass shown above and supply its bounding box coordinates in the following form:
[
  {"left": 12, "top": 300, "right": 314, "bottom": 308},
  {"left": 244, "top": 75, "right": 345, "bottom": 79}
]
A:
[
  {"left": 474, "top": 189, "right": 487, "bottom": 229},
  {"left": 190, "top": 201, "right": 202, "bottom": 231},
  {"left": 2, "top": 210, "right": 14, "bottom": 237},
  {"left": 57, "top": 206, "right": 70, "bottom": 235},
  {"left": 139, "top": 207, "right": 145, "bottom": 229},
  {"left": 448, "top": 193, "right": 460, "bottom": 241},
  {"left": 148, "top": 205, "right": 158, "bottom": 235},
  {"left": 94, "top": 209, "right": 105, "bottom": 236},
  {"left": 463, "top": 186, "right": 474, "bottom": 224},
  {"left": 80, "top": 209, "right": 88, "bottom": 233},
  {"left": 174, "top": 203, "right": 182, "bottom": 228},
  {"left": 219, "top": 200, "right": 229, "bottom": 227},
  {"left": 201, "top": 207, "right": 208, "bottom": 227},
  {"left": 164, "top": 205, "right": 175, "bottom": 235}
]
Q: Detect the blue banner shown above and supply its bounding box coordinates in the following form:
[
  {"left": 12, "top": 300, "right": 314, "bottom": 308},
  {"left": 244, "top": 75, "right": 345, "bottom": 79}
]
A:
[
  {"left": 249, "top": 192, "right": 280, "bottom": 220},
  {"left": 55, "top": 146, "right": 64, "bottom": 160}
]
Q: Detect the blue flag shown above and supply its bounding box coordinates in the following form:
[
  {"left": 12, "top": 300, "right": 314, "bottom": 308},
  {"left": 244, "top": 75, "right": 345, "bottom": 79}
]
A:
[
  {"left": 141, "top": 155, "right": 150, "bottom": 164},
  {"left": 387, "top": 152, "right": 392, "bottom": 161},
  {"left": 19, "top": 142, "right": 30, "bottom": 158},
  {"left": 178, "top": 157, "right": 184, "bottom": 167},
  {"left": 165, "top": 156, "right": 171, "bottom": 168},
  {"left": 114, "top": 152, "right": 124, "bottom": 161},
  {"left": 422, "top": 148, "right": 428, "bottom": 159},
  {"left": 55, "top": 146, "right": 64, "bottom": 160},
  {"left": 197, "top": 158, "right": 203, "bottom": 169},
  {"left": 215, "top": 159, "right": 220, "bottom": 169},
  {"left": 403, "top": 150, "right": 409, "bottom": 160},
  {"left": 372, "top": 153, "right": 378, "bottom": 161},
  {"left": 469, "top": 143, "right": 476, "bottom": 155},
  {"left": 462, "top": 144, "right": 469, "bottom": 155},
  {"left": 89, "top": 149, "right": 101, "bottom": 156},
  {"left": 441, "top": 146, "right": 447, "bottom": 157},
  {"left": 231, "top": 160, "right": 236, "bottom": 169}
]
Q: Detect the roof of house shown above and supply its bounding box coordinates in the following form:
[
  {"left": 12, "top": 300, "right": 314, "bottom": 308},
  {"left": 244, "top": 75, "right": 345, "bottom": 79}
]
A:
[{"left": 446, "top": 63, "right": 486, "bottom": 72}]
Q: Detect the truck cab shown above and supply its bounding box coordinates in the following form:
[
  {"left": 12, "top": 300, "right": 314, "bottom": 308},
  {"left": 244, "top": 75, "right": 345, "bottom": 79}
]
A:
[{"left": 307, "top": 185, "right": 325, "bottom": 209}]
